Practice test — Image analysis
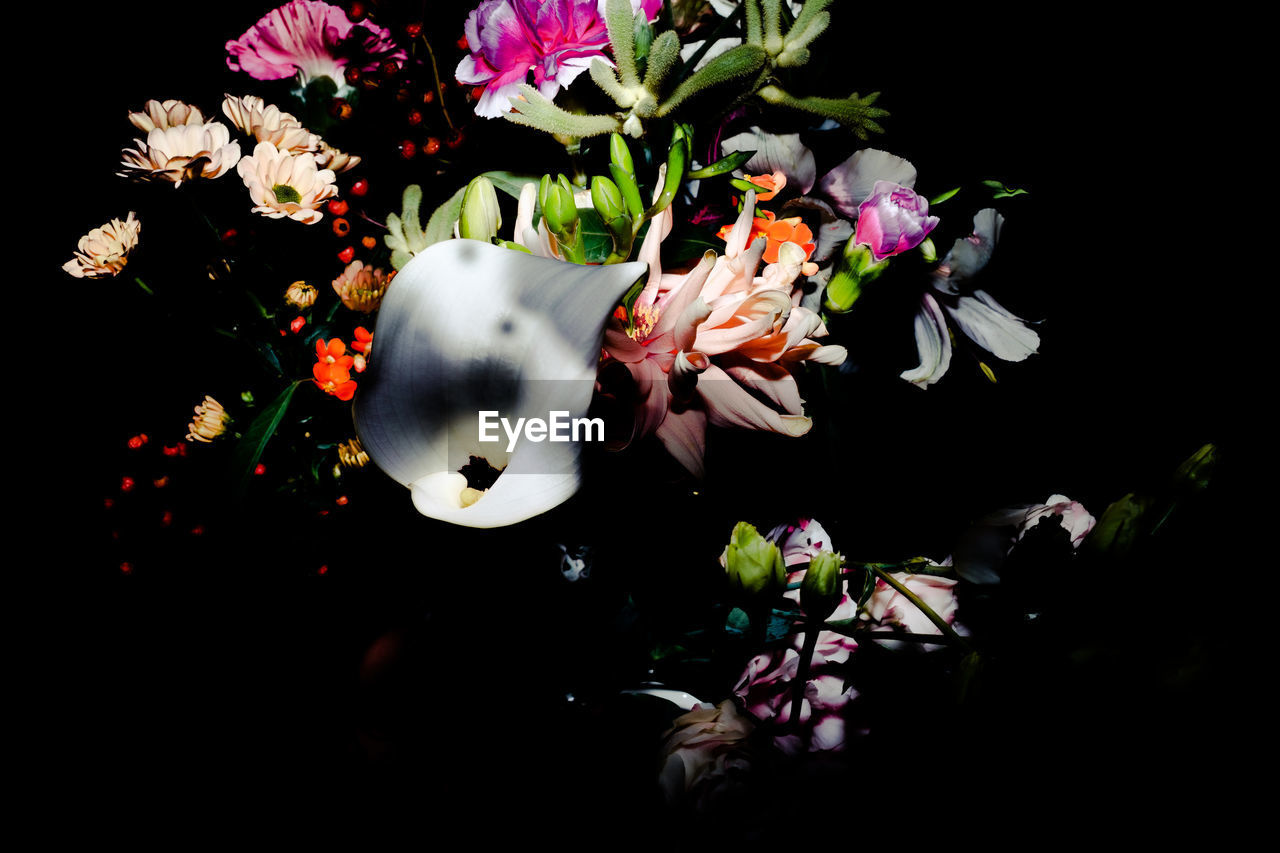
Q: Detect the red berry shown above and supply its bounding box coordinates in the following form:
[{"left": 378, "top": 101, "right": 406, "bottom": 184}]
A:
[
  {"left": 121, "top": 477, "right": 136, "bottom": 493},
  {"left": 153, "top": 476, "right": 169, "bottom": 489},
  {"left": 344, "top": 65, "right": 362, "bottom": 85},
  {"left": 445, "top": 129, "right": 465, "bottom": 150},
  {"left": 332, "top": 217, "right": 351, "bottom": 237},
  {"left": 290, "top": 315, "right": 307, "bottom": 334},
  {"left": 254, "top": 464, "right": 266, "bottom": 476},
  {"left": 104, "top": 498, "right": 115, "bottom": 509},
  {"left": 127, "top": 434, "right": 147, "bottom": 450},
  {"left": 120, "top": 562, "right": 134, "bottom": 575},
  {"left": 221, "top": 228, "right": 239, "bottom": 245},
  {"left": 337, "top": 246, "right": 355, "bottom": 264},
  {"left": 160, "top": 510, "right": 174, "bottom": 527},
  {"left": 423, "top": 90, "right": 435, "bottom": 104},
  {"left": 407, "top": 108, "right": 423, "bottom": 126},
  {"left": 380, "top": 60, "right": 400, "bottom": 77},
  {"left": 328, "top": 199, "right": 349, "bottom": 216},
  {"left": 346, "top": 1, "right": 367, "bottom": 22},
  {"left": 190, "top": 525, "right": 205, "bottom": 536},
  {"left": 361, "top": 236, "right": 377, "bottom": 250},
  {"left": 350, "top": 178, "right": 369, "bottom": 197},
  {"left": 318, "top": 565, "right": 329, "bottom": 575},
  {"left": 457, "top": 35, "right": 469, "bottom": 50},
  {"left": 424, "top": 137, "right": 441, "bottom": 155},
  {"left": 336, "top": 495, "right": 349, "bottom": 506},
  {"left": 405, "top": 21, "right": 423, "bottom": 38},
  {"left": 330, "top": 99, "right": 353, "bottom": 120},
  {"left": 399, "top": 139, "right": 417, "bottom": 159}
]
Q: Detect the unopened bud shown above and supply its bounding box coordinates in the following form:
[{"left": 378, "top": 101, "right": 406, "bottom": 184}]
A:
[
  {"left": 721, "top": 521, "right": 786, "bottom": 598},
  {"left": 800, "top": 550, "right": 844, "bottom": 621},
  {"left": 591, "top": 175, "right": 626, "bottom": 222},
  {"left": 458, "top": 175, "right": 502, "bottom": 242},
  {"left": 824, "top": 239, "right": 888, "bottom": 313}
]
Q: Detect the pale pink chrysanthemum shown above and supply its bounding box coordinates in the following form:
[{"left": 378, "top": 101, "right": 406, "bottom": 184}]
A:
[
  {"left": 186, "top": 396, "right": 232, "bottom": 443},
  {"left": 221, "top": 94, "right": 318, "bottom": 154},
  {"left": 237, "top": 141, "right": 338, "bottom": 225},
  {"left": 63, "top": 212, "right": 141, "bottom": 279},
  {"left": 128, "top": 99, "right": 206, "bottom": 134},
  {"left": 225, "top": 0, "right": 406, "bottom": 95},
  {"left": 313, "top": 140, "right": 361, "bottom": 174},
  {"left": 332, "top": 260, "right": 392, "bottom": 312},
  {"left": 119, "top": 121, "right": 242, "bottom": 186}
]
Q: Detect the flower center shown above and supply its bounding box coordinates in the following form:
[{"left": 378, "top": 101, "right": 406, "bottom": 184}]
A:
[{"left": 272, "top": 184, "right": 302, "bottom": 204}]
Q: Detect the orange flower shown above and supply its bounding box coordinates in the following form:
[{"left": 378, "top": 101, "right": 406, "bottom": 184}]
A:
[
  {"left": 717, "top": 210, "right": 818, "bottom": 273},
  {"left": 314, "top": 338, "right": 357, "bottom": 400},
  {"left": 744, "top": 171, "right": 786, "bottom": 201},
  {"left": 350, "top": 326, "right": 373, "bottom": 354}
]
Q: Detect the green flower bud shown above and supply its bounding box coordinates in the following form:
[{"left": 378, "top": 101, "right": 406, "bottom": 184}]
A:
[
  {"left": 918, "top": 236, "right": 937, "bottom": 262},
  {"left": 722, "top": 521, "right": 786, "bottom": 598},
  {"left": 542, "top": 176, "right": 579, "bottom": 235},
  {"left": 609, "top": 133, "right": 635, "bottom": 177},
  {"left": 591, "top": 175, "right": 626, "bottom": 222},
  {"left": 609, "top": 163, "right": 644, "bottom": 221},
  {"left": 800, "top": 550, "right": 844, "bottom": 621},
  {"left": 458, "top": 175, "right": 501, "bottom": 242},
  {"left": 1172, "top": 443, "right": 1216, "bottom": 495},
  {"left": 1087, "top": 492, "right": 1152, "bottom": 557},
  {"left": 823, "top": 239, "right": 888, "bottom": 313}
]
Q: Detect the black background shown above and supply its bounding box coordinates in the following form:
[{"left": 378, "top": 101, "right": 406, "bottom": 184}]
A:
[{"left": 38, "top": 0, "right": 1254, "bottom": 842}]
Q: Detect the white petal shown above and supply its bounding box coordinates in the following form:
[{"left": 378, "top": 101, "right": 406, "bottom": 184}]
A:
[
  {"left": 354, "top": 240, "right": 646, "bottom": 527},
  {"left": 945, "top": 290, "right": 1039, "bottom": 362},
  {"left": 719, "top": 127, "right": 817, "bottom": 194},
  {"left": 817, "top": 149, "right": 918, "bottom": 218},
  {"left": 900, "top": 293, "right": 952, "bottom": 388}
]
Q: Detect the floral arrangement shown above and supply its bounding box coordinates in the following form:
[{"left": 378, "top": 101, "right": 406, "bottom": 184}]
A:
[{"left": 70, "top": 0, "right": 1230, "bottom": 838}]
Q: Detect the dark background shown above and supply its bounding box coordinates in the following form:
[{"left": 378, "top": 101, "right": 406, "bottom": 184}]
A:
[{"left": 38, "top": 0, "right": 1252, "bottom": 841}]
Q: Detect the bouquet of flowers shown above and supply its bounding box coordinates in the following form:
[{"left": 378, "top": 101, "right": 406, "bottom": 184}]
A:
[{"left": 58, "top": 0, "right": 1239, "bottom": 841}]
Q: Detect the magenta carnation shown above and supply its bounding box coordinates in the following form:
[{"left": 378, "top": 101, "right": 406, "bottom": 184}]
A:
[
  {"left": 457, "top": 0, "right": 661, "bottom": 118},
  {"left": 226, "top": 0, "right": 406, "bottom": 94}
]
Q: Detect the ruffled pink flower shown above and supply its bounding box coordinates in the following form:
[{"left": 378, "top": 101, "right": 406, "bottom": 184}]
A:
[
  {"left": 457, "top": 0, "right": 660, "bottom": 118},
  {"left": 599, "top": 188, "right": 846, "bottom": 477},
  {"left": 854, "top": 180, "right": 939, "bottom": 261},
  {"left": 860, "top": 571, "right": 960, "bottom": 638},
  {"left": 226, "top": 0, "right": 406, "bottom": 93}
]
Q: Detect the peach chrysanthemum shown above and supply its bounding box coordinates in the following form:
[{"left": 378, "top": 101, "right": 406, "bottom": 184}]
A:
[
  {"left": 285, "top": 280, "right": 317, "bottom": 309},
  {"left": 128, "top": 99, "right": 206, "bottom": 134},
  {"left": 119, "top": 121, "right": 242, "bottom": 186},
  {"left": 313, "top": 140, "right": 361, "bottom": 174},
  {"left": 221, "top": 94, "right": 318, "bottom": 154},
  {"left": 332, "top": 260, "right": 392, "bottom": 312},
  {"left": 186, "top": 395, "right": 232, "bottom": 443},
  {"left": 63, "top": 212, "right": 141, "bottom": 279},
  {"left": 236, "top": 141, "right": 338, "bottom": 225}
]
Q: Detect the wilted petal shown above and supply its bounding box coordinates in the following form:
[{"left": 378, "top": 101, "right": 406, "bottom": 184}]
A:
[
  {"left": 817, "top": 149, "right": 918, "bottom": 218},
  {"left": 900, "top": 293, "right": 953, "bottom": 388},
  {"left": 698, "top": 364, "right": 812, "bottom": 436},
  {"left": 934, "top": 208, "right": 1005, "bottom": 293},
  {"left": 945, "top": 289, "right": 1039, "bottom": 362},
  {"left": 354, "top": 239, "right": 645, "bottom": 527}
]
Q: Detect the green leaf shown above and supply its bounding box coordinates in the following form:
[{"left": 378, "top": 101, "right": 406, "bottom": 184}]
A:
[
  {"left": 422, "top": 184, "right": 468, "bottom": 248},
  {"left": 504, "top": 85, "right": 623, "bottom": 138},
  {"left": 656, "top": 44, "right": 769, "bottom": 117},
  {"left": 665, "top": 232, "right": 722, "bottom": 264},
  {"left": 577, "top": 208, "right": 614, "bottom": 264},
  {"left": 482, "top": 170, "right": 540, "bottom": 201},
  {"left": 231, "top": 380, "right": 302, "bottom": 496},
  {"left": 688, "top": 149, "right": 756, "bottom": 180},
  {"left": 982, "top": 179, "right": 1028, "bottom": 198},
  {"left": 726, "top": 606, "right": 751, "bottom": 635},
  {"left": 765, "top": 604, "right": 801, "bottom": 643},
  {"left": 929, "top": 186, "right": 962, "bottom": 205}
]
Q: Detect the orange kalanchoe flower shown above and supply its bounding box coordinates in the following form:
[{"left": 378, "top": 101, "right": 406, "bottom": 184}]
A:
[
  {"left": 717, "top": 209, "right": 819, "bottom": 276},
  {"left": 743, "top": 171, "right": 786, "bottom": 202},
  {"left": 314, "top": 337, "right": 357, "bottom": 400},
  {"left": 350, "top": 326, "right": 373, "bottom": 373}
]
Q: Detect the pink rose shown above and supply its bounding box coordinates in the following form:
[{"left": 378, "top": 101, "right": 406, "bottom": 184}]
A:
[
  {"left": 860, "top": 571, "right": 959, "bottom": 637},
  {"left": 658, "top": 699, "right": 756, "bottom": 808}
]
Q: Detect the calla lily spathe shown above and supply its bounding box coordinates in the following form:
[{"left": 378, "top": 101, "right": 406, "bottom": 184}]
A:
[{"left": 353, "top": 239, "right": 645, "bottom": 528}]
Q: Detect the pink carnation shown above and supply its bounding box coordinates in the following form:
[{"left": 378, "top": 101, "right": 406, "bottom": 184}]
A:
[
  {"left": 226, "top": 0, "right": 406, "bottom": 93},
  {"left": 457, "top": 0, "right": 660, "bottom": 118}
]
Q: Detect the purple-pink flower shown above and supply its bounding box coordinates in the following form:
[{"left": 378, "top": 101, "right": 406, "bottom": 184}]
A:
[
  {"left": 457, "top": 0, "right": 661, "bottom": 118},
  {"left": 226, "top": 0, "right": 406, "bottom": 93},
  {"left": 854, "top": 180, "right": 940, "bottom": 261}
]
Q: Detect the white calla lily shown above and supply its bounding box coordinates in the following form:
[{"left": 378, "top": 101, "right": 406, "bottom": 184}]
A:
[{"left": 354, "top": 239, "right": 646, "bottom": 528}]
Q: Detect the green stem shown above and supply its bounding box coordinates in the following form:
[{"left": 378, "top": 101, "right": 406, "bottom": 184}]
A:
[
  {"left": 870, "top": 566, "right": 972, "bottom": 651},
  {"left": 788, "top": 626, "right": 819, "bottom": 745},
  {"left": 133, "top": 277, "right": 154, "bottom": 296},
  {"left": 421, "top": 34, "right": 456, "bottom": 132}
]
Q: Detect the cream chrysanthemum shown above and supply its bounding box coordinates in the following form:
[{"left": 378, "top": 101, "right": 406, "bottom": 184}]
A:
[
  {"left": 236, "top": 141, "right": 338, "bottom": 225},
  {"left": 119, "top": 121, "right": 242, "bottom": 186},
  {"left": 332, "top": 260, "right": 392, "bottom": 312},
  {"left": 284, "top": 280, "right": 318, "bottom": 309},
  {"left": 186, "top": 396, "right": 231, "bottom": 443},
  {"left": 63, "top": 212, "right": 141, "bottom": 279},
  {"left": 313, "top": 140, "right": 361, "bottom": 174},
  {"left": 128, "top": 99, "right": 206, "bottom": 134},
  {"left": 221, "top": 94, "right": 318, "bottom": 154}
]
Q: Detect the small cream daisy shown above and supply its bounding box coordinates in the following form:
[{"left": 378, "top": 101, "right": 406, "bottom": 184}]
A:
[
  {"left": 63, "top": 212, "right": 141, "bottom": 279},
  {"left": 186, "top": 396, "right": 232, "bottom": 443},
  {"left": 128, "top": 99, "right": 206, "bottom": 134},
  {"left": 284, "top": 280, "right": 318, "bottom": 309},
  {"left": 221, "top": 94, "right": 318, "bottom": 154},
  {"left": 313, "top": 140, "right": 361, "bottom": 174},
  {"left": 236, "top": 141, "right": 338, "bottom": 225},
  {"left": 119, "top": 121, "right": 242, "bottom": 186}
]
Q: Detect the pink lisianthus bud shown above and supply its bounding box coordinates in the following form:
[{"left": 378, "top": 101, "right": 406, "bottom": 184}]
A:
[{"left": 854, "top": 180, "right": 940, "bottom": 261}]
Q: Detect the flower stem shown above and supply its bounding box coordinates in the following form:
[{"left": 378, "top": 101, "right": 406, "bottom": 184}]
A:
[
  {"left": 870, "top": 566, "right": 972, "bottom": 651},
  {"left": 134, "top": 277, "right": 154, "bottom": 296},
  {"left": 788, "top": 625, "right": 820, "bottom": 747},
  {"left": 421, "top": 35, "right": 456, "bottom": 132}
]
